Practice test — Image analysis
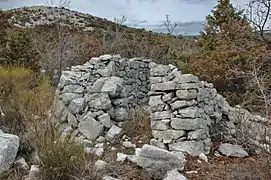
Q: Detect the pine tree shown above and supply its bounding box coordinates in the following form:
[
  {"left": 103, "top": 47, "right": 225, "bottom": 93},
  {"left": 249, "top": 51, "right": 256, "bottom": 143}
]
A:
[{"left": 198, "top": 0, "right": 244, "bottom": 50}]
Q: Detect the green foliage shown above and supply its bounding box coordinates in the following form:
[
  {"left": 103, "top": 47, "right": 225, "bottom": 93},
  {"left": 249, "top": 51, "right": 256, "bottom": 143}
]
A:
[
  {"left": 0, "top": 27, "right": 40, "bottom": 72},
  {"left": 36, "top": 127, "right": 90, "bottom": 180},
  {"left": 0, "top": 66, "right": 54, "bottom": 140},
  {"left": 198, "top": 0, "right": 244, "bottom": 51}
]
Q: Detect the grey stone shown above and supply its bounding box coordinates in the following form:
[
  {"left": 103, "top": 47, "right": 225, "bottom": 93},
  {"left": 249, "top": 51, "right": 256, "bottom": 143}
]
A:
[
  {"left": 173, "top": 74, "right": 199, "bottom": 84},
  {"left": 97, "top": 68, "right": 110, "bottom": 77},
  {"left": 178, "top": 107, "right": 201, "bottom": 118},
  {"left": 68, "top": 98, "right": 86, "bottom": 114},
  {"left": 96, "top": 136, "right": 106, "bottom": 143},
  {"left": 218, "top": 143, "right": 248, "bottom": 157},
  {"left": 78, "top": 117, "right": 104, "bottom": 140},
  {"left": 25, "top": 165, "right": 40, "bottom": 180},
  {"left": 58, "top": 74, "right": 75, "bottom": 89},
  {"left": 151, "top": 120, "right": 170, "bottom": 130},
  {"left": 90, "top": 78, "right": 105, "bottom": 93},
  {"left": 171, "top": 118, "right": 205, "bottom": 130},
  {"left": 101, "top": 76, "right": 123, "bottom": 98},
  {"left": 151, "top": 81, "right": 176, "bottom": 91},
  {"left": 14, "top": 157, "right": 29, "bottom": 170},
  {"left": 170, "top": 100, "right": 197, "bottom": 111},
  {"left": 93, "top": 160, "right": 107, "bottom": 172},
  {"left": 62, "top": 84, "right": 82, "bottom": 93},
  {"left": 136, "top": 144, "right": 186, "bottom": 171},
  {"left": 105, "top": 125, "right": 123, "bottom": 143},
  {"left": 150, "top": 77, "right": 163, "bottom": 84},
  {"left": 0, "top": 132, "right": 20, "bottom": 173},
  {"left": 150, "top": 139, "right": 167, "bottom": 150},
  {"left": 87, "top": 93, "right": 112, "bottom": 110},
  {"left": 117, "top": 153, "right": 127, "bottom": 162},
  {"left": 59, "top": 93, "right": 83, "bottom": 105},
  {"left": 149, "top": 95, "right": 165, "bottom": 111},
  {"left": 176, "top": 83, "right": 200, "bottom": 90},
  {"left": 67, "top": 113, "right": 78, "bottom": 128},
  {"left": 99, "top": 54, "right": 112, "bottom": 61},
  {"left": 123, "top": 141, "right": 136, "bottom": 148},
  {"left": 151, "top": 111, "right": 171, "bottom": 120},
  {"left": 102, "top": 176, "right": 120, "bottom": 180},
  {"left": 113, "top": 98, "right": 129, "bottom": 108},
  {"left": 150, "top": 65, "right": 171, "bottom": 76},
  {"left": 169, "top": 140, "right": 205, "bottom": 156},
  {"left": 115, "top": 108, "right": 129, "bottom": 121},
  {"left": 187, "top": 129, "right": 209, "bottom": 140},
  {"left": 152, "top": 130, "right": 186, "bottom": 141},
  {"left": 162, "top": 92, "right": 174, "bottom": 102},
  {"left": 164, "top": 169, "right": 187, "bottom": 180},
  {"left": 97, "top": 113, "right": 112, "bottom": 128},
  {"left": 176, "top": 89, "right": 197, "bottom": 100}
]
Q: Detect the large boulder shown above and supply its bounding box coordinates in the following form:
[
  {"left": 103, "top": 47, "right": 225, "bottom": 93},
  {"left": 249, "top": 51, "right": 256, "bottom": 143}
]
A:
[
  {"left": 0, "top": 132, "right": 20, "bottom": 173},
  {"left": 78, "top": 117, "right": 104, "bottom": 140},
  {"left": 136, "top": 144, "right": 186, "bottom": 172},
  {"left": 218, "top": 143, "right": 248, "bottom": 158}
]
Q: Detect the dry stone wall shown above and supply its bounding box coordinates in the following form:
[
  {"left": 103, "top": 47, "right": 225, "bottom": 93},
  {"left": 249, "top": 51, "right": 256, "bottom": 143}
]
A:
[{"left": 53, "top": 54, "right": 271, "bottom": 157}]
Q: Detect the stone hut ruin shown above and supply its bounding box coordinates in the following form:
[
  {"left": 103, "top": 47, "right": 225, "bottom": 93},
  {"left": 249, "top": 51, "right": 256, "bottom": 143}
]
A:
[{"left": 53, "top": 54, "right": 271, "bottom": 157}]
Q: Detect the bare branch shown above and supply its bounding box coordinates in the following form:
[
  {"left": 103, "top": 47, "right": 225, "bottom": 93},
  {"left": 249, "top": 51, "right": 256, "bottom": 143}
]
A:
[{"left": 164, "top": 14, "right": 178, "bottom": 34}]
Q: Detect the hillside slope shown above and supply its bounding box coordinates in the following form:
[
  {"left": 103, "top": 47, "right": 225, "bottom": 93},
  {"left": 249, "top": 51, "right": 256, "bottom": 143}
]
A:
[{"left": 1, "top": 6, "right": 197, "bottom": 77}]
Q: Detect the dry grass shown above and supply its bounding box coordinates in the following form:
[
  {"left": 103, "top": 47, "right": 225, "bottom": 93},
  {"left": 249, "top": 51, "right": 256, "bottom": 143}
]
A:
[
  {"left": 185, "top": 153, "right": 271, "bottom": 180},
  {"left": 123, "top": 107, "right": 152, "bottom": 146}
]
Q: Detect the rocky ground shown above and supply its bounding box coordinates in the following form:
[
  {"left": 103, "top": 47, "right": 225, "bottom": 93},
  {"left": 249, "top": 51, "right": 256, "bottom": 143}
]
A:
[{"left": 185, "top": 153, "right": 271, "bottom": 180}]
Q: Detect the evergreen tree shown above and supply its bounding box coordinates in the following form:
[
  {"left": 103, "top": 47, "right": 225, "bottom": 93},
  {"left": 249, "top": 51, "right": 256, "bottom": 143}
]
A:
[{"left": 198, "top": 0, "right": 244, "bottom": 50}]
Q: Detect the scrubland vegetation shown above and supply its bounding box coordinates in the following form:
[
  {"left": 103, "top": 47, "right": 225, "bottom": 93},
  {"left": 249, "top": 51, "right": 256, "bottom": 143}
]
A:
[{"left": 0, "top": 0, "right": 271, "bottom": 179}]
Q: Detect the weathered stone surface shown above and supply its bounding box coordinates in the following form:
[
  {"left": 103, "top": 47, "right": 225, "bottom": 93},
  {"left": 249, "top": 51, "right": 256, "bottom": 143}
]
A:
[
  {"left": 164, "top": 169, "right": 187, "bottom": 180},
  {"left": 150, "top": 139, "right": 167, "bottom": 150},
  {"left": 218, "top": 143, "right": 248, "bottom": 157},
  {"left": 136, "top": 144, "right": 186, "bottom": 171},
  {"left": 62, "top": 84, "right": 82, "bottom": 94},
  {"left": 105, "top": 125, "right": 123, "bottom": 143},
  {"left": 87, "top": 93, "right": 112, "bottom": 110},
  {"left": 68, "top": 98, "right": 86, "bottom": 114},
  {"left": 78, "top": 117, "right": 104, "bottom": 140},
  {"left": 100, "top": 54, "right": 112, "bottom": 61},
  {"left": 67, "top": 113, "right": 78, "bottom": 128},
  {"left": 169, "top": 140, "right": 204, "bottom": 156},
  {"left": 90, "top": 78, "right": 105, "bottom": 93},
  {"left": 149, "top": 95, "right": 165, "bottom": 111},
  {"left": 0, "top": 132, "right": 20, "bottom": 173},
  {"left": 101, "top": 76, "right": 123, "bottom": 97},
  {"left": 173, "top": 74, "right": 199, "bottom": 84},
  {"left": 162, "top": 92, "right": 174, "bottom": 102},
  {"left": 115, "top": 108, "right": 129, "bottom": 121},
  {"left": 176, "top": 89, "right": 197, "bottom": 100},
  {"left": 170, "top": 100, "right": 197, "bottom": 111},
  {"left": 93, "top": 160, "right": 107, "bottom": 172},
  {"left": 97, "top": 113, "right": 112, "bottom": 128},
  {"left": 178, "top": 107, "right": 201, "bottom": 118},
  {"left": 176, "top": 83, "right": 200, "bottom": 90},
  {"left": 59, "top": 93, "right": 83, "bottom": 105},
  {"left": 58, "top": 74, "right": 75, "bottom": 88},
  {"left": 151, "top": 120, "right": 170, "bottom": 130},
  {"left": 187, "top": 128, "right": 209, "bottom": 140},
  {"left": 151, "top": 81, "right": 176, "bottom": 91},
  {"left": 150, "top": 65, "right": 171, "bottom": 76},
  {"left": 151, "top": 111, "right": 171, "bottom": 120},
  {"left": 152, "top": 130, "right": 186, "bottom": 141},
  {"left": 14, "top": 157, "right": 29, "bottom": 170},
  {"left": 171, "top": 118, "right": 205, "bottom": 130}
]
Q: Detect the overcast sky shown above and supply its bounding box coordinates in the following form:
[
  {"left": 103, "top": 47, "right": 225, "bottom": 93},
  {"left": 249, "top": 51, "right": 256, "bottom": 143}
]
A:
[{"left": 0, "top": 0, "right": 248, "bottom": 35}]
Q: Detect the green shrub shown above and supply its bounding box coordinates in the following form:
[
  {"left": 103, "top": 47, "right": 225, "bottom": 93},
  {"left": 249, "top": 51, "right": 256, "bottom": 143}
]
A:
[
  {"left": 0, "top": 28, "right": 40, "bottom": 72},
  {"left": 36, "top": 127, "right": 91, "bottom": 180}
]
